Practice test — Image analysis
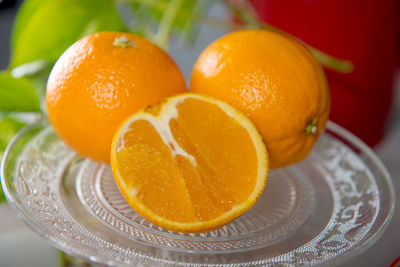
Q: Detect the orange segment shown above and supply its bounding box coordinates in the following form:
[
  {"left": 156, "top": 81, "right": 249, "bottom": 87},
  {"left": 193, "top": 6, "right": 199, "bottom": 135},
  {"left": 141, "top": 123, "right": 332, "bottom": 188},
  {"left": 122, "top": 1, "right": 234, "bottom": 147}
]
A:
[
  {"left": 114, "top": 120, "right": 196, "bottom": 222},
  {"left": 111, "top": 93, "right": 268, "bottom": 232}
]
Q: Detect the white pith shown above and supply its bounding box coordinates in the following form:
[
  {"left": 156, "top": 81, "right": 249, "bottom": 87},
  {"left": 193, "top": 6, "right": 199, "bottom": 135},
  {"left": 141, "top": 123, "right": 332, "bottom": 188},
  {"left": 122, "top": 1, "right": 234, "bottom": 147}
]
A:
[{"left": 117, "top": 97, "right": 197, "bottom": 167}]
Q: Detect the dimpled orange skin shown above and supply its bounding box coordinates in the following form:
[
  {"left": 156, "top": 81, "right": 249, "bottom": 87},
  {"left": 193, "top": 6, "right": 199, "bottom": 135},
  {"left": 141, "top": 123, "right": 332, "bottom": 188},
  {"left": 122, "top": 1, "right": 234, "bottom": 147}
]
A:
[
  {"left": 191, "top": 30, "right": 330, "bottom": 168},
  {"left": 46, "top": 32, "right": 187, "bottom": 163}
]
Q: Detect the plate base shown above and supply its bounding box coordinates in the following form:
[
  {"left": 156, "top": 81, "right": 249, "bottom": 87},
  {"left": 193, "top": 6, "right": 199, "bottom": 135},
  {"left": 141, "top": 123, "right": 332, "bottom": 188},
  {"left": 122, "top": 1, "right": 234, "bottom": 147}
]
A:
[{"left": 1, "top": 121, "right": 394, "bottom": 266}]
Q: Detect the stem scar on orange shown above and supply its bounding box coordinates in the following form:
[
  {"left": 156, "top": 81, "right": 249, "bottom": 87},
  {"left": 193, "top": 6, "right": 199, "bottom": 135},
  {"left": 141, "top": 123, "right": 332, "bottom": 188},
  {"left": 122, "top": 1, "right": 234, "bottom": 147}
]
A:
[
  {"left": 111, "top": 93, "right": 268, "bottom": 233},
  {"left": 46, "top": 32, "right": 187, "bottom": 163},
  {"left": 191, "top": 29, "right": 330, "bottom": 168}
]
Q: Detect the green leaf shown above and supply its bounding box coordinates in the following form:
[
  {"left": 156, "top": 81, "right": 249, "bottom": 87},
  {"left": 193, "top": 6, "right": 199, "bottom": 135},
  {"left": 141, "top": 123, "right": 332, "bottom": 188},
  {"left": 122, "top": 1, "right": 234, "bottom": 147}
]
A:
[
  {"left": 0, "top": 116, "right": 26, "bottom": 203},
  {"left": 58, "top": 251, "right": 89, "bottom": 267},
  {"left": 11, "top": 60, "right": 54, "bottom": 102},
  {"left": 150, "top": 0, "right": 196, "bottom": 31},
  {"left": 0, "top": 188, "right": 4, "bottom": 203},
  {"left": 128, "top": 0, "right": 208, "bottom": 48},
  {"left": 10, "top": 0, "right": 126, "bottom": 68},
  {"left": 11, "top": 60, "right": 51, "bottom": 78},
  {"left": 128, "top": 0, "right": 197, "bottom": 29},
  {"left": 0, "top": 115, "right": 25, "bottom": 156},
  {"left": 0, "top": 72, "right": 41, "bottom": 112}
]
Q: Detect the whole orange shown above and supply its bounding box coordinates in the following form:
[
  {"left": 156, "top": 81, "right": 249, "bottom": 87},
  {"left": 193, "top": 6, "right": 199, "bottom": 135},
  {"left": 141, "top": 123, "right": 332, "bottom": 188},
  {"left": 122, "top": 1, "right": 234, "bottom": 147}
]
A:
[
  {"left": 46, "top": 32, "right": 187, "bottom": 163},
  {"left": 191, "top": 30, "right": 330, "bottom": 168}
]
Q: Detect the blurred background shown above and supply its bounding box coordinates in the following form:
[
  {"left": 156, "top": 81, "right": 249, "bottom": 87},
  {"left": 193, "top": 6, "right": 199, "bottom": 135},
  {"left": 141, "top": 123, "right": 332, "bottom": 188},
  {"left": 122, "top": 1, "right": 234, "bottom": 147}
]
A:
[{"left": 0, "top": 0, "right": 399, "bottom": 266}]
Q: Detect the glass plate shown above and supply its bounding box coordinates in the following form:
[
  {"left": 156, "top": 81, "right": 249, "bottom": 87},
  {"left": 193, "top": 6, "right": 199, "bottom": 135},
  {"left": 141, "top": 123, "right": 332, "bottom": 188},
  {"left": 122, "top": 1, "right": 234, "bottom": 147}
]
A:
[{"left": 1, "top": 120, "right": 395, "bottom": 266}]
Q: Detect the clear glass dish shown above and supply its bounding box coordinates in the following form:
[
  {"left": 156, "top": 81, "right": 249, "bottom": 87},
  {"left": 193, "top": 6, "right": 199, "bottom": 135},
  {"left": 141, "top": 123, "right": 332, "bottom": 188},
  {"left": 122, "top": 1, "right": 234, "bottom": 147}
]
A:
[{"left": 1, "top": 119, "right": 395, "bottom": 266}]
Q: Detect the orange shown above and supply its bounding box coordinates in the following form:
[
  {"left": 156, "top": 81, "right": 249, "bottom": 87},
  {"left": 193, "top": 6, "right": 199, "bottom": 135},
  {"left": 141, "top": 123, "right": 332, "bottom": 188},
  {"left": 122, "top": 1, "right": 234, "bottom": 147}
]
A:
[
  {"left": 111, "top": 93, "right": 268, "bottom": 232},
  {"left": 46, "top": 32, "right": 187, "bottom": 163},
  {"left": 191, "top": 30, "right": 330, "bottom": 168}
]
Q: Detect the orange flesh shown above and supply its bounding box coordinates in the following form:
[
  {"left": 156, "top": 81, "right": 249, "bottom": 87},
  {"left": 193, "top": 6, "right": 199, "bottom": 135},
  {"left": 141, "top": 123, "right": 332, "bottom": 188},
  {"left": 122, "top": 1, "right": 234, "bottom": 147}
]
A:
[{"left": 114, "top": 98, "right": 259, "bottom": 223}]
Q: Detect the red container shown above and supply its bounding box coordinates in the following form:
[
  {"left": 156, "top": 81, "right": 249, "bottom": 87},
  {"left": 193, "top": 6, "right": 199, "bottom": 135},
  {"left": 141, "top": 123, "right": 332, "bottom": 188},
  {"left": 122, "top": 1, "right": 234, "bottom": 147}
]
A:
[{"left": 250, "top": 0, "right": 399, "bottom": 147}]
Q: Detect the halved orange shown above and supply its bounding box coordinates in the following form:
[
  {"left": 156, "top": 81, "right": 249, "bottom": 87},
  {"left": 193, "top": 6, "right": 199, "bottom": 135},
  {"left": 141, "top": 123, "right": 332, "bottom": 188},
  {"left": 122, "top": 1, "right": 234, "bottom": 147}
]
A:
[{"left": 111, "top": 93, "right": 268, "bottom": 232}]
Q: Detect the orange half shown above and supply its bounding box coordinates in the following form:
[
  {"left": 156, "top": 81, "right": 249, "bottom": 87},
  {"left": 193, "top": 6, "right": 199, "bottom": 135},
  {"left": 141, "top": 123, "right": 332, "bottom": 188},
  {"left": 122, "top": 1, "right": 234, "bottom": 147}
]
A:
[{"left": 111, "top": 93, "right": 268, "bottom": 232}]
